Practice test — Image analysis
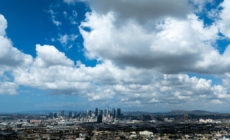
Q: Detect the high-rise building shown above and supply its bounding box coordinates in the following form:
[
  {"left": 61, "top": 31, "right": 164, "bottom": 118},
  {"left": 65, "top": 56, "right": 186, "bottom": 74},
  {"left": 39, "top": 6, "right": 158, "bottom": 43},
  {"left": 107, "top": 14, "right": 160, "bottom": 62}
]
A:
[
  {"left": 89, "top": 110, "right": 92, "bottom": 116},
  {"left": 53, "top": 113, "right": 57, "bottom": 118},
  {"left": 97, "top": 114, "right": 103, "bottom": 123},
  {"left": 112, "top": 108, "right": 116, "bottom": 118},
  {"left": 184, "top": 114, "right": 188, "bottom": 121},
  {"left": 72, "top": 112, "right": 77, "bottom": 118},
  {"left": 69, "top": 112, "right": 72, "bottom": 118},
  {"left": 95, "top": 108, "right": 98, "bottom": 116},
  {"left": 104, "top": 109, "right": 108, "bottom": 117},
  {"left": 57, "top": 110, "right": 64, "bottom": 117},
  {"left": 49, "top": 113, "right": 53, "bottom": 118},
  {"left": 117, "top": 108, "right": 121, "bottom": 117},
  {"left": 57, "top": 111, "right": 61, "bottom": 117},
  {"left": 101, "top": 110, "right": 103, "bottom": 115}
]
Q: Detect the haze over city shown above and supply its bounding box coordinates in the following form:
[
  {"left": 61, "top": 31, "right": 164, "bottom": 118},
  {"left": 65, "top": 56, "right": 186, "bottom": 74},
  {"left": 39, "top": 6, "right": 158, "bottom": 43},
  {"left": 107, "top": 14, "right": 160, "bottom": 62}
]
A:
[{"left": 1, "top": 0, "right": 230, "bottom": 113}]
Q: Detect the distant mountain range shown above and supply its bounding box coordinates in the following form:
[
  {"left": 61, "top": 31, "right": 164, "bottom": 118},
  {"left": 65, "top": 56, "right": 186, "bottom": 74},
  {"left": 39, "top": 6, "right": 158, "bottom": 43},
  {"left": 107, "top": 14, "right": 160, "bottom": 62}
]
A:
[
  {"left": 169, "top": 110, "right": 222, "bottom": 115},
  {"left": 124, "top": 110, "right": 229, "bottom": 116}
]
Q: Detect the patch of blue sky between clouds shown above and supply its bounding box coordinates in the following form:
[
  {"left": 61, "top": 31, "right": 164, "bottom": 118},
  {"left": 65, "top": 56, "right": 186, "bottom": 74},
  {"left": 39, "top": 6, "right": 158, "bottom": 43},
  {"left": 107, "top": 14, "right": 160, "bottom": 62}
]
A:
[
  {"left": 196, "top": 0, "right": 224, "bottom": 26},
  {"left": 194, "top": 0, "right": 230, "bottom": 54},
  {"left": 215, "top": 32, "right": 230, "bottom": 54}
]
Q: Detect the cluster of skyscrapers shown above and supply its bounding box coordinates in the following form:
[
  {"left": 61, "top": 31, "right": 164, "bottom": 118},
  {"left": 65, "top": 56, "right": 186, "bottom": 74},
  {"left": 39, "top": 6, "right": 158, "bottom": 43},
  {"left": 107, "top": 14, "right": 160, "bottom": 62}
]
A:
[
  {"left": 92, "top": 108, "right": 121, "bottom": 118},
  {"left": 92, "top": 108, "right": 122, "bottom": 123},
  {"left": 49, "top": 110, "right": 78, "bottom": 118},
  {"left": 48, "top": 108, "right": 122, "bottom": 123}
]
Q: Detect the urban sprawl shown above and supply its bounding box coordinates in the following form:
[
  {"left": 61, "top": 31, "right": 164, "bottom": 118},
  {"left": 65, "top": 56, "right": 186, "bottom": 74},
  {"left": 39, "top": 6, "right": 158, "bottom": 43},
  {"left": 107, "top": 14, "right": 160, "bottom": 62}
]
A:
[{"left": 1, "top": 109, "right": 230, "bottom": 139}]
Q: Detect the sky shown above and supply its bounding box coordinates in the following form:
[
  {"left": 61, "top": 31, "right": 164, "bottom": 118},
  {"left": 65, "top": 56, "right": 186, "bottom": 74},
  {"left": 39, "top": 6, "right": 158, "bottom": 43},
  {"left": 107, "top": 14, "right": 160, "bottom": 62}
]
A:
[{"left": 0, "top": 0, "right": 230, "bottom": 113}]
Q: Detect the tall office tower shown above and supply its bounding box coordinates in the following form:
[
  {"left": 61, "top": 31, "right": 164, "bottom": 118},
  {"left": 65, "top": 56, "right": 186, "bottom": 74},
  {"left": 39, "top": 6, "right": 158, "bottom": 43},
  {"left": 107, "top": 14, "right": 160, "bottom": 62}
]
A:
[
  {"left": 97, "top": 114, "right": 103, "bottom": 123},
  {"left": 106, "top": 108, "right": 109, "bottom": 117},
  {"left": 53, "top": 113, "right": 57, "bottom": 118},
  {"left": 117, "top": 108, "right": 121, "bottom": 117},
  {"left": 100, "top": 110, "right": 103, "bottom": 116},
  {"left": 112, "top": 108, "right": 116, "bottom": 118},
  {"left": 49, "top": 113, "right": 53, "bottom": 118},
  {"left": 69, "top": 111, "right": 72, "bottom": 118},
  {"left": 104, "top": 109, "right": 106, "bottom": 116},
  {"left": 89, "top": 110, "right": 92, "bottom": 116},
  {"left": 73, "top": 112, "right": 77, "bottom": 118},
  {"left": 109, "top": 111, "right": 112, "bottom": 117},
  {"left": 98, "top": 109, "right": 103, "bottom": 115},
  {"left": 61, "top": 110, "right": 64, "bottom": 116},
  {"left": 184, "top": 114, "right": 188, "bottom": 122},
  {"left": 95, "top": 108, "right": 98, "bottom": 116},
  {"left": 57, "top": 111, "right": 61, "bottom": 117},
  {"left": 104, "top": 109, "right": 108, "bottom": 117}
]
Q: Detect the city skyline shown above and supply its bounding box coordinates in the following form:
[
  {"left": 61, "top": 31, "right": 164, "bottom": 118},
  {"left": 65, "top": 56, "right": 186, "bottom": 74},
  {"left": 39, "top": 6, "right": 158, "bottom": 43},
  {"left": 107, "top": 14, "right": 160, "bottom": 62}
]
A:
[{"left": 1, "top": 0, "right": 230, "bottom": 113}]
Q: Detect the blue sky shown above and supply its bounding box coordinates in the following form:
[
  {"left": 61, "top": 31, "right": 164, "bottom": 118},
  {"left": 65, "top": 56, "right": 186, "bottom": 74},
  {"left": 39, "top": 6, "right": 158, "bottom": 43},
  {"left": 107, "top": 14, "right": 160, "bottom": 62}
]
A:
[{"left": 0, "top": 0, "right": 230, "bottom": 113}]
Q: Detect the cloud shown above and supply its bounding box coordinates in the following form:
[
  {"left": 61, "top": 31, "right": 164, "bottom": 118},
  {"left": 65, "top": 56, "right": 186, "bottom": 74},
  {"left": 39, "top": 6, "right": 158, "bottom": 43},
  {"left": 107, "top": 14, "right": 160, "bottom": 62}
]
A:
[
  {"left": 191, "top": 0, "right": 214, "bottom": 12},
  {"left": 48, "top": 9, "right": 62, "bottom": 26},
  {"left": 80, "top": 11, "right": 230, "bottom": 74},
  {"left": 63, "top": 0, "right": 78, "bottom": 5},
  {"left": 217, "top": 0, "right": 230, "bottom": 38},
  {"left": 12, "top": 46, "right": 230, "bottom": 106},
  {"left": 211, "top": 99, "right": 222, "bottom": 104},
  {"left": 0, "top": 14, "right": 32, "bottom": 95},
  {"left": 84, "top": 0, "right": 192, "bottom": 25},
  {"left": 57, "top": 34, "right": 78, "bottom": 49},
  {"left": 69, "top": 10, "right": 78, "bottom": 24},
  {"left": 34, "top": 44, "right": 74, "bottom": 67},
  {"left": 63, "top": 11, "right": 68, "bottom": 18},
  {"left": 0, "top": 15, "right": 7, "bottom": 36},
  {"left": 0, "top": 29, "right": 221, "bottom": 107},
  {"left": 0, "top": 82, "right": 18, "bottom": 95},
  {"left": 0, "top": 15, "right": 32, "bottom": 68},
  {"left": 111, "top": 73, "right": 229, "bottom": 106},
  {"left": 0, "top": 37, "right": 33, "bottom": 67}
]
